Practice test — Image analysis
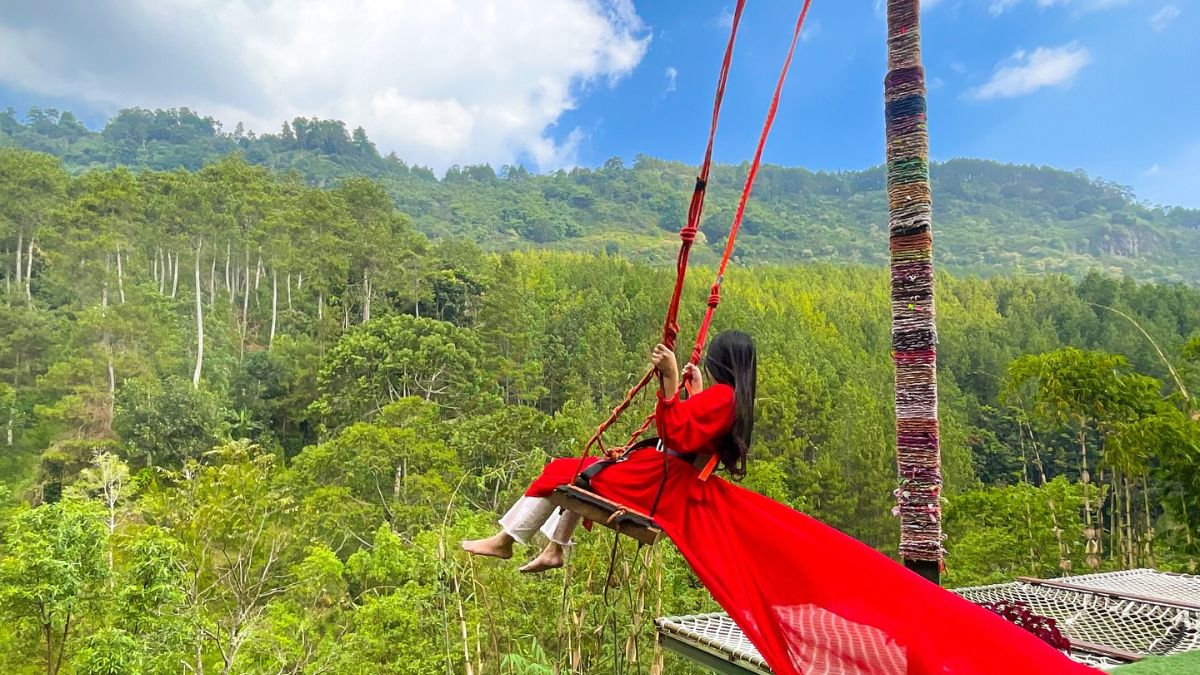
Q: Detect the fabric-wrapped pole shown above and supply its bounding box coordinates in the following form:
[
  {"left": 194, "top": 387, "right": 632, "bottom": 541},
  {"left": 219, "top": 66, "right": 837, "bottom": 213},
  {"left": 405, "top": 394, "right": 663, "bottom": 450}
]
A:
[{"left": 885, "top": 0, "right": 943, "bottom": 581}]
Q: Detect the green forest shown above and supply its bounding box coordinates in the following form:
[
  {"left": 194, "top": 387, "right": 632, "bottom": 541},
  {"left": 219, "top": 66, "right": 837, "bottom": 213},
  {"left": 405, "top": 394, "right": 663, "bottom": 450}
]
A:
[
  {"left": 0, "top": 111, "right": 1199, "bottom": 674},
  {"left": 4, "top": 106, "right": 1200, "bottom": 283}
]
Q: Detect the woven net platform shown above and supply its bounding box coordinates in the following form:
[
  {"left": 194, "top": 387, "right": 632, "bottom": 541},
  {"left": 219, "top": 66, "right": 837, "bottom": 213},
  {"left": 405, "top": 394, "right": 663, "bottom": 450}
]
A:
[{"left": 656, "top": 569, "right": 1200, "bottom": 673}]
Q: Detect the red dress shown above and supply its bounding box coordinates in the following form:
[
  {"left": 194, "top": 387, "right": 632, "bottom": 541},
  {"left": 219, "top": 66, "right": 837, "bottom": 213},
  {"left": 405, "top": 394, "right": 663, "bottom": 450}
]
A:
[{"left": 525, "top": 384, "right": 1098, "bottom": 675}]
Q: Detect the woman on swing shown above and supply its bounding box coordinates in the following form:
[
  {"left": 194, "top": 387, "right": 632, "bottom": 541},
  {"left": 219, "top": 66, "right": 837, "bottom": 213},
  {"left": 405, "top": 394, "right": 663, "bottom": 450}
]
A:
[
  {"left": 462, "top": 330, "right": 1099, "bottom": 674},
  {"left": 463, "top": 329, "right": 756, "bottom": 573}
]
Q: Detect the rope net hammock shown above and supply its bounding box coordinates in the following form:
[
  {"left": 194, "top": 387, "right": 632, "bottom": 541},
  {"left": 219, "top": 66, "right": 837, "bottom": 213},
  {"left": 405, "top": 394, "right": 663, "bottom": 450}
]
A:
[{"left": 656, "top": 569, "right": 1200, "bottom": 673}]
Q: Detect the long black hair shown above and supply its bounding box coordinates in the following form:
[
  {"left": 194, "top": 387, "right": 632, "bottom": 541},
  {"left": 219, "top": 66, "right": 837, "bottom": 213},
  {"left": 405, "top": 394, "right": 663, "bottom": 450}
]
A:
[{"left": 703, "top": 330, "right": 757, "bottom": 480}]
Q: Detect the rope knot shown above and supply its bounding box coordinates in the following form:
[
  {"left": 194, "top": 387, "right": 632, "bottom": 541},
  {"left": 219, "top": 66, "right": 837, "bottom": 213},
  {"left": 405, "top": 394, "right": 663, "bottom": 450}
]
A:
[
  {"left": 607, "top": 506, "right": 629, "bottom": 524},
  {"left": 679, "top": 226, "right": 697, "bottom": 243},
  {"left": 707, "top": 285, "right": 722, "bottom": 308},
  {"left": 694, "top": 177, "right": 707, "bottom": 192}
]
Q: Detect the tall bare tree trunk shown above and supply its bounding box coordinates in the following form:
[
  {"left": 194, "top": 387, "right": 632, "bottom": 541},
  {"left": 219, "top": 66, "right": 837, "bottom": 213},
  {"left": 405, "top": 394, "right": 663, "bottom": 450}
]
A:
[
  {"left": 99, "top": 255, "right": 115, "bottom": 434},
  {"left": 1079, "top": 431, "right": 1092, "bottom": 527},
  {"left": 1124, "top": 476, "right": 1135, "bottom": 568},
  {"left": 1111, "top": 471, "right": 1121, "bottom": 564},
  {"left": 106, "top": 349, "right": 115, "bottom": 434},
  {"left": 193, "top": 242, "right": 204, "bottom": 389},
  {"left": 224, "top": 241, "right": 232, "bottom": 301},
  {"left": 269, "top": 267, "right": 277, "bottom": 351},
  {"left": 102, "top": 255, "right": 110, "bottom": 308},
  {"left": 297, "top": 272, "right": 303, "bottom": 291},
  {"left": 115, "top": 246, "right": 126, "bottom": 304},
  {"left": 286, "top": 272, "right": 292, "bottom": 311},
  {"left": 152, "top": 250, "right": 159, "bottom": 284},
  {"left": 5, "top": 360, "right": 14, "bottom": 446},
  {"left": 14, "top": 230, "right": 22, "bottom": 289},
  {"left": 209, "top": 254, "right": 216, "bottom": 309},
  {"left": 25, "top": 237, "right": 33, "bottom": 301},
  {"left": 158, "top": 249, "right": 167, "bottom": 295},
  {"left": 241, "top": 249, "right": 250, "bottom": 358},
  {"left": 195, "top": 633, "right": 204, "bottom": 675},
  {"left": 171, "top": 252, "right": 180, "bottom": 298},
  {"left": 255, "top": 254, "right": 263, "bottom": 291},
  {"left": 362, "top": 268, "right": 371, "bottom": 323},
  {"left": 317, "top": 290, "right": 323, "bottom": 321},
  {"left": 1141, "top": 475, "right": 1155, "bottom": 567}
]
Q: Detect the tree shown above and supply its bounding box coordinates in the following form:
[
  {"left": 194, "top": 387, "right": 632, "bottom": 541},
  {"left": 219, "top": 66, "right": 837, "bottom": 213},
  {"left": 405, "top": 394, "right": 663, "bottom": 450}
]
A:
[
  {"left": 113, "top": 526, "right": 190, "bottom": 674},
  {"left": 0, "top": 149, "right": 68, "bottom": 302},
  {"left": 70, "top": 451, "right": 131, "bottom": 573},
  {"left": 143, "top": 441, "right": 296, "bottom": 675},
  {"left": 1006, "top": 348, "right": 1167, "bottom": 568},
  {"left": 291, "top": 400, "right": 458, "bottom": 535},
  {"left": 335, "top": 178, "right": 428, "bottom": 323},
  {"left": 0, "top": 302, "right": 59, "bottom": 448},
  {"left": 73, "top": 629, "right": 140, "bottom": 675},
  {"left": 0, "top": 500, "right": 109, "bottom": 675},
  {"left": 312, "top": 315, "right": 485, "bottom": 428},
  {"left": 113, "top": 376, "right": 224, "bottom": 467}
]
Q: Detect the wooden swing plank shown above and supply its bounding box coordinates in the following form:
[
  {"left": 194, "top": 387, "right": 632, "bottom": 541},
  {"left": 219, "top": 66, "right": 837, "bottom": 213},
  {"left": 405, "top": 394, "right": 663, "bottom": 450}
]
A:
[{"left": 548, "top": 485, "right": 665, "bottom": 546}]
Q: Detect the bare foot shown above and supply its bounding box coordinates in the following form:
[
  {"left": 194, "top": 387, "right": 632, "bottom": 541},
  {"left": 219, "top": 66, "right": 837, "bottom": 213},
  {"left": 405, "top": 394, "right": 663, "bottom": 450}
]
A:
[
  {"left": 461, "top": 532, "right": 514, "bottom": 560},
  {"left": 519, "top": 543, "right": 565, "bottom": 574}
]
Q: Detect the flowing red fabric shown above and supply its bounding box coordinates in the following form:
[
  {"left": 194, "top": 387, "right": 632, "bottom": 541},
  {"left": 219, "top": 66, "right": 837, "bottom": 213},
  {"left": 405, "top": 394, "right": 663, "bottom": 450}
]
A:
[{"left": 527, "top": 391, "right": 1100, "bottom": 675}]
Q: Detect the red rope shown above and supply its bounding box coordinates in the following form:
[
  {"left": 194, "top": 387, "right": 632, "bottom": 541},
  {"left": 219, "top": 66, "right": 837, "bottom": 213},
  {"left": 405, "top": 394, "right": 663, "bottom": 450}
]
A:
[
  {"left": 576, "top": 0, "right": 811, "bottom": 469},
  {"left": 691, "top": 0, "right": 812, "bottom": 366},
  {"left": 576, "top": 0, "right": 746, "bottom": 469},
  {"left": 660, "top": 0, "right": 744, "bottom": 353}
]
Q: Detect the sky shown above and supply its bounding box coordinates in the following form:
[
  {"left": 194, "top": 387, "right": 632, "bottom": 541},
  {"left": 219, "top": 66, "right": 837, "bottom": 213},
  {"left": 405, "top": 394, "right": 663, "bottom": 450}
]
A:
[{"left": 0, "top": 0, "right": 1196, "bottom": 207}]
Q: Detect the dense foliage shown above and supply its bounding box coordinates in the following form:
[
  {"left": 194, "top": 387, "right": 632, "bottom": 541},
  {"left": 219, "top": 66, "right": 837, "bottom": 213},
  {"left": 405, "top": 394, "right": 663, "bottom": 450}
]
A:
[
  {"left": 0, "top": 144, "right": 1197, "bottom": 673},
  {"left": 5, "top": 106, "right": 1200, "bottom": 283}
]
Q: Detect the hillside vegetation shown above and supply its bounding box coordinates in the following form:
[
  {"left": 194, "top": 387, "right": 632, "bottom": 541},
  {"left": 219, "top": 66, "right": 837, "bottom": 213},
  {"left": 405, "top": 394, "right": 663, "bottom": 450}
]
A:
[{"left": 4, "top": 106, "right": 1200, "bottom": 283}]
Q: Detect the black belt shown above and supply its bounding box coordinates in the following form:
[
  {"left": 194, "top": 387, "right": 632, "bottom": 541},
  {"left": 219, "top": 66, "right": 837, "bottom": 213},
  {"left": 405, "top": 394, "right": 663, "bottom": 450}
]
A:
[
  {"left": 573, "top": 438, "right": 697, "bottom": 491},
  {"left": 664, "top": 447, "right": 699, "bottom": 463}
]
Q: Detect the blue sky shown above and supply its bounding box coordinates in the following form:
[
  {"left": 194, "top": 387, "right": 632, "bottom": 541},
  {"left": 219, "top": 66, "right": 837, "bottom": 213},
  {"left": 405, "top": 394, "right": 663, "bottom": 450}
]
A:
[
  {"left": 562, "top": 0, "right": 1199, "bottom": 207},
  {"left": 1, "top": 1, "right": 1196, "bottom": 207}
]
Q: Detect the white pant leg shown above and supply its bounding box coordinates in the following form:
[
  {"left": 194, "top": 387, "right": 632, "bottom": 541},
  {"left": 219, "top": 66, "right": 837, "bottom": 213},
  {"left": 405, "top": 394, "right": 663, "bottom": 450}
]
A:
[
  {"left": 542, "top": 508, "right": 581, "bottom": 546},
  {"left": 498, "top": 496, "right": 556, "bottom": 545}
]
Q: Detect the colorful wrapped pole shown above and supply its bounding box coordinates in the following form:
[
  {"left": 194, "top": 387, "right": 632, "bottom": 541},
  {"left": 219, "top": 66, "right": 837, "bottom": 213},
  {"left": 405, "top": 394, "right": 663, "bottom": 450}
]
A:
[{"left": 885, "top": 0, "right": 943, "bottom": 583}]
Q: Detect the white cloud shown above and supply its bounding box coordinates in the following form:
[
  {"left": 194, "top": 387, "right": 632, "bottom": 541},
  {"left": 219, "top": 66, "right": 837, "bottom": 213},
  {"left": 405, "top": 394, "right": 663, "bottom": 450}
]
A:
[
  {"left": 1151, "top": 5, "right": 1182, "bottom": 31},
  {"left": 1136, "top": 141, "right": 1200, "bottom": 208},
  {"left": 801, "top": 19, "right": 821, "bottom": 41},
  {"left": 0, "top": 0, "right": 650, "bottom": 172},
  {"left": 970, "top": 43, "right": 1091, "bottom": 100},
  {"left": 664, "top": 66, "right": 678, "bottom": 95},
  {"left": 715, "top": 6, "right": 735, "bottom": 30},
  {"left": 990, "top": 0, "right": 1127, "bottom": 15},
  {"left": 989, "top": 0, "right": 1022, "bottom": 15}
]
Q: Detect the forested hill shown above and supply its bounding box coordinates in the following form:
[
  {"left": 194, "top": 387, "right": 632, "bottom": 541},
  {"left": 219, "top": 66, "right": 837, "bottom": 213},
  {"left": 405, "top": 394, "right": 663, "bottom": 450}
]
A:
[{"left": 4, "top": 106, "right": 1200, "bottom": 283}]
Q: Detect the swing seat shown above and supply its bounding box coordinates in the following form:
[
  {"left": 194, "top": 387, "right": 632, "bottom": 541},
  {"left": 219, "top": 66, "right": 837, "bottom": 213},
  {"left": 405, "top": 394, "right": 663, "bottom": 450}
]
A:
[{"left": 549, "top": 485, "right": 665, "bottom": 546}]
